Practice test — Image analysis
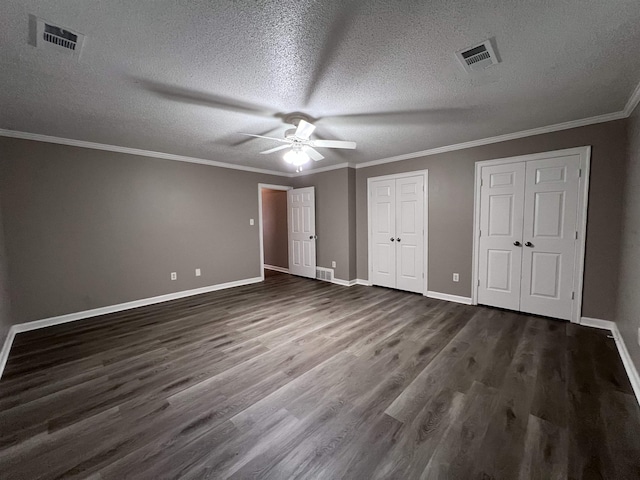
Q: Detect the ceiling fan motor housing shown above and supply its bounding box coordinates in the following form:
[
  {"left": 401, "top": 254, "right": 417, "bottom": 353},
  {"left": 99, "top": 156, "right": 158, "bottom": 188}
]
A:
[{"left": 281, "top": 112, "right": 315, "bottom": 128}]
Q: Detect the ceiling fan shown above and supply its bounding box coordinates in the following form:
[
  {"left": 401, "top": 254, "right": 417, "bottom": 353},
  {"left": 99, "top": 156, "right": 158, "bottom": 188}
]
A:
[{"left": 239, "top": 117, "right": 356, "bottom": 171}]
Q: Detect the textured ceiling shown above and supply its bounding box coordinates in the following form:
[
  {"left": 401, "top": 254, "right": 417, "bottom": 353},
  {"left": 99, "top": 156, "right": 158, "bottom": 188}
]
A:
[{"left": 1, "top": 0, "right": 640, "bottom": 172}]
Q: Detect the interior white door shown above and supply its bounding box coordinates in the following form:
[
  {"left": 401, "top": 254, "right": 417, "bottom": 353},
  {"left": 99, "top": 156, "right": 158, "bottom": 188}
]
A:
[
  {"left": 370, "top": 179, "right": 396, "bottom": 288},
  {"left": 395, "top": 175, "right": 425, "bottom": 293},
  {"left": 477, "top": 162, "right": 526, "bottom": 311},
  {"left": 519, "top": 155, "right": 580, "bottom": 320},
  {"left": 287, "top": 187, "right": 316, "bottom": 279}
]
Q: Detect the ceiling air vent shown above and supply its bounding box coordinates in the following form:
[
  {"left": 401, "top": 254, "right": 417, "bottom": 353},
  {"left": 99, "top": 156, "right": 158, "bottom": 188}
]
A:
[
  {"left": 455, "top": 39, "right": 499, "bottom": 73},
  {"left": 34, "top": 17, "right": 86, "bottom": 59}
]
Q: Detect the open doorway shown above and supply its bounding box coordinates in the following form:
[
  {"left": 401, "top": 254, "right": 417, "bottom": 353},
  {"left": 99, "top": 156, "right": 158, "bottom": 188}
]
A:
[{"left": 258, "top": 184, "right": 292, "bottom": 280}]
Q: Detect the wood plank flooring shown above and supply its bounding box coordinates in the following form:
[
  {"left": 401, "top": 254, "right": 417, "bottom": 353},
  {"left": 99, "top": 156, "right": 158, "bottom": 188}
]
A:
[{"left": 1, "top": 270, "right": 639, "bottom": 479}]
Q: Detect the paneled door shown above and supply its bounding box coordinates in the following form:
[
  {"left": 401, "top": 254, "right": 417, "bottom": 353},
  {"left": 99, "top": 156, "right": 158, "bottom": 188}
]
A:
[
  {"left": 520, "top": 156, "right": 580, "bottom": 320},
  {"left": 370, "top": 179, "right": 396, "bottom": 289},
  {"left": 369, "top": 173, "right": 426, "bottom": 294},
  {"left": 477, "top": 162, "right": 526, "bottom": 310},
  {"left": 288, "top": 187, "right": 316, "bottom": 279},
  {"left": 395, "top": 175, "right": 425, "bottom": 293},
  {"left": 477, "top": 152, "right": 583, "bottom": 321}
]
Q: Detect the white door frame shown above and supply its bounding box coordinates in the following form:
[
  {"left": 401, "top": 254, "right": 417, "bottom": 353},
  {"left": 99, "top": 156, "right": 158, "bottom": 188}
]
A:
[
  {"left": 258, "top": 183, "right": 293, "bottom": 281},
  {"left": 367, "top": 170, "right": 429, "bottom": 295},
  {"left": 471, "top": 146, "right": 591, "bottom": 323}
]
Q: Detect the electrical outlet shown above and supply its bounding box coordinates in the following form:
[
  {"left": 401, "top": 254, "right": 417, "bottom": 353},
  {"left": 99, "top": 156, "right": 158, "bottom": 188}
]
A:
[
  {"left": 453, "top": 273, "right": 459, "bottom": 282},
  {"left": 331, "top": 261, "right": 336, "bottom": 268},
  {"left": 249, "top": 218, "right": 255, "bottom": 226},
  {"left": 195, "top": 268, "right": 201, "bottom": 277},
  {"left": 171, "top": 272, "right": 177, "bottom": 281}
]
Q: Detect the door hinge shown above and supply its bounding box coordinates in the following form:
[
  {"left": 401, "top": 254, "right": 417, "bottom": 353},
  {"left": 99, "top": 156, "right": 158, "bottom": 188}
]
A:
[
  {"left": 571, "top": 292, "right": 575, "bottom": 300},
  {"left": 575, "top": 231, "right": 578, "bottom": 239},
  {"left": 422, "top": 273, "right": 424, "bottom": 279},
  {"left": 479, "top": 229, "right": 482, "bottom": 237},
  {"left": 477, "top": 279, "right": 480, "bottom": 286},
  {"left": 480, "top": 178, "right": 484, "bottom": 187},
  {"left": 578, "top": 169, "right": 582, "bottom": 178}
]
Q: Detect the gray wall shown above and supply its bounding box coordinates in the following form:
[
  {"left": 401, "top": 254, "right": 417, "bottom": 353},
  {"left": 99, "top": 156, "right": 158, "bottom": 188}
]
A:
[
  {"left": 293, "top": 168, "right": 356, "bottom": 281},
  {"left": 0, "top": 118, "right": 630, "bottom": 325},
  {"left": 356, "top": 120, "right": 628, "bottom": 321},
  {"left": 0, "top": 137, "right": 288, "bottom": 323},
  {"left": 0, "top": 197, "right": 12, "bottom": 346},
  {"left": 261, "top": 189, "right": 288, "bottom": 269},
  {"left": 616, "top": 104, "right": 640, "bottom": 372}
]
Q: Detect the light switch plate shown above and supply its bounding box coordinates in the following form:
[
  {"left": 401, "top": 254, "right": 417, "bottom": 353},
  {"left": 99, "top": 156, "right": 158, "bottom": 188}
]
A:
[
  {"left": 249, "top": 219, "right": 255, "bottom": 225},
  {"left": 195, "top": 268, "right": 201, "bottom": 277}
]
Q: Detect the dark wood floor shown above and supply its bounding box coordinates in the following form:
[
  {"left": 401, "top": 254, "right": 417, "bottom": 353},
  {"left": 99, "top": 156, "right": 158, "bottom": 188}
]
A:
[{"left": 1, "top": 271, "right": 639, "bottom": 479}]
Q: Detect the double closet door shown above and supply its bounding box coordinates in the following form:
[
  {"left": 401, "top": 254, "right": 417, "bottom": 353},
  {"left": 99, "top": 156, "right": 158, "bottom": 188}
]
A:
[
  {"left": 370, "top": 173, "right": 426, "bottom": 294},
  {"left": 477, "top": 154, "right": 582, "bottom": 320}
]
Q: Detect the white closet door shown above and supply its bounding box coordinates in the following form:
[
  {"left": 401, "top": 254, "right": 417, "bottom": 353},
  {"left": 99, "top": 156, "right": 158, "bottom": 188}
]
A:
[
  {"left": 395, "top": 175, "right": 425, "bottom": 293},
  {"left": 370, "top": 179, "right": 397, "bottom": 288},
  {"left": 477, "top": 162, "right": 526, "bottom": 311},
  {"left": 520, "top": 155, "right": 580, "bottom": 320},
  {"left": 287, "top": 187, "right": 316, "bottom": 279}
]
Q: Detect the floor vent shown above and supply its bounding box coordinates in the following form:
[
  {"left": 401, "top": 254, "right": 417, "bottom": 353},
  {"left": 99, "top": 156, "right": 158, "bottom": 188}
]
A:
[
  {"left": 34, "top": 17, "right": 86, "bottom": 59},
  {"left": 455, "top": 39, "right": 499, "bottom": 73},
  {"left": 316, "top": 267, "right": 334, "bottom": 282}
]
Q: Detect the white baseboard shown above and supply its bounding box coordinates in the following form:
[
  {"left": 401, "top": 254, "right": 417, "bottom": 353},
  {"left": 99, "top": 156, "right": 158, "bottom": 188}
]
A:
[
  {"left": 0, "top": 327, "right": 18, "bottom": 383},
  {"left": 426, "top": 291, "right": 473, "bottom": 305},
  {"left": 0, "top": 276, "right": 263, "bottom": 380},
  {"left": 580, "top": 316, "right": 615, "bottom": 330},
  {"left": 332, "top": 278, "right": 357, "bottom": 287},
  {"left": 264, "top": 265, "right": 289, "bottom": 274},
  {"left": 580, "top": 317, "right": 640, "bottom": 407},
  {"left": 355, "top": 279, "right": 372, "bottom": 286}
]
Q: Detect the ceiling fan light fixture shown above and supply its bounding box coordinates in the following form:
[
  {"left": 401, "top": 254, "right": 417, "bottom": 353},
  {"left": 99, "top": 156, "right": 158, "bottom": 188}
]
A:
[{"left": 283, "top": 149, "right": 310, "bottom": 166}]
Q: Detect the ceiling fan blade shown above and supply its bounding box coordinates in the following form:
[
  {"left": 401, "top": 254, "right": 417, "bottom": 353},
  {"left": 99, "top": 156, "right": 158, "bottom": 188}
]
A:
[
  {"left": 230, "top": 126, "right": 281, "bottom": 147},
  {"left": 304, "top": 147, "right": 325, "bottom": 161},
  {"left": 239, "top": 133, "right": 291, "bottom": 144},
  {"left": 311, "top": 139, "right": 356, "bottom": 149},
  {"left": 295, "top": 120, "right": 316, "bottom": 140},
  {"left": 260, "top": 144, "right": 291, "bottom": 155}
]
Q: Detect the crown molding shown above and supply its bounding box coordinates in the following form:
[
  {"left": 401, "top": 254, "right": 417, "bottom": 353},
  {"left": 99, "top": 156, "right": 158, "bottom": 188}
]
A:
[
  {"left": 0, "top": 128, "right": 293, "bottom": 177},
  {"left": 355, "top": 77, "right": 640, "bottom": 170},
  {"left": 3, "top": 76, "right": 640, "bottom": 176},
  {"left": 624, "top": 80, "right": 640, "bottom": 117},
  {"left": 354, "top": 110, "right": 626, "bottom": 169},
  {"left": 291, "top": 162, "right": 355, "bottom": 176}
]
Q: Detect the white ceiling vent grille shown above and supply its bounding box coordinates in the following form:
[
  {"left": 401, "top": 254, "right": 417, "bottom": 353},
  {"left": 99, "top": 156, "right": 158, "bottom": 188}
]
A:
[
  {"left": 456, "top": 39, "right": 499, "bottom": 73},
  {"left": 35, "top": 17, "right": 85, "bottom": 59}
]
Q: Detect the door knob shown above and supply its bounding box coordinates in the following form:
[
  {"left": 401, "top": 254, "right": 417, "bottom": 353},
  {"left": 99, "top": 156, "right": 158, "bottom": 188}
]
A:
[
  {"left": 309, "top": 235, "right": 317, "bottom": 240},
  {"left": 390, "top": 237, "right": 395, "bottom": 242},
  {"left": 525, "top": 241, "right": 533, "bottom": 247},
  {"left": 513, "top": 241, "right": 521, "bottom": 247},
  {"left": 396, "top": 238, "right": 401, "bottom": 242}
]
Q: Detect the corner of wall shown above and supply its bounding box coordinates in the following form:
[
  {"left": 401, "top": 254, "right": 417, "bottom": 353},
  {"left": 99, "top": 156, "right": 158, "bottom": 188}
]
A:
[
  {"left": 0, "top": 194, "right": 14, "bottom": 350},
  {"left": 613, "top": 99, "right": 640, "bottom": 379},
  {"left": 347, "top": 167, "right": 357, "bottom": 281}
]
